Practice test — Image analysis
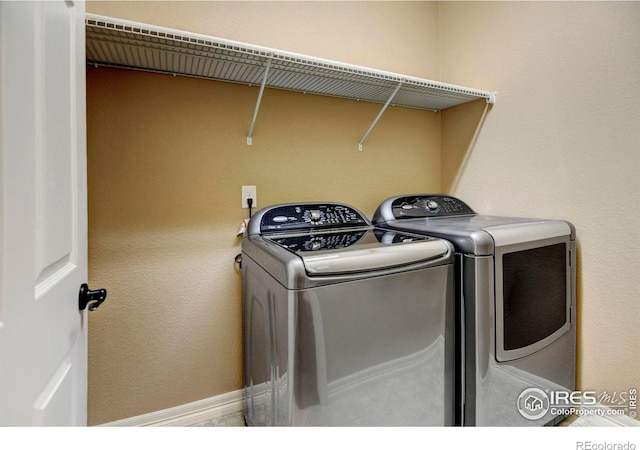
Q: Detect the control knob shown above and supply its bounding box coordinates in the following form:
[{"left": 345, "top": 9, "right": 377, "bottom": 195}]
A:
[
  {"left": 426, "top": 200, "right": 439, "bottom": 211},
  {"left": 306, "top": 238, "right": 323, "bottom": 251},
  {"left": 309, "top": 210, "right": 322, "bottom": 222}
]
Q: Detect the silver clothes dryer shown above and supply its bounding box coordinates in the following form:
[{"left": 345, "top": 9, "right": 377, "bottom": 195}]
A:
[
  {"left": 241, "top": 202, "right": 455, "bottom": 426},
  {"left": 373, "top": 194, "right": 576, "bottom": 427}
]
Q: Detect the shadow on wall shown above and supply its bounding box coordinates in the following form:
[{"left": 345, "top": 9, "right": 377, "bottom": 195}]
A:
[
  {"left": 574, "top": 239, "right": 583, "bottom": 391},
  {"left": 440, "top": 96, "right": 591, "bottom": 401},
  {"left": 441, "top": 99, "right": 492, "bottom": 194}
]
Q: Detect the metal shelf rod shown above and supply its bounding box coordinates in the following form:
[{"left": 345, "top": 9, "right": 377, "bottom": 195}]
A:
[
  {"left": 86, "top": 14, "right": 496, "bottom": 108},
  {"left": 85, "top": 14, "right": 497, "bottom": 149},
  {"left": 358, "top": 82, "right": 402, "bottom": 151},
  {"left": 247, "top": 58, "right": 271, "bottom": 146}
]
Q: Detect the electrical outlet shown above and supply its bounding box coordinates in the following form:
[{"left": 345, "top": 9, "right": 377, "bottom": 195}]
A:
[{"left": 241, "top": 185, "right": 257, "bottom": 209}]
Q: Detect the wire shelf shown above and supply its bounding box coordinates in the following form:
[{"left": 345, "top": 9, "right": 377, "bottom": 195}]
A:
[{"left": 86, "top": 14, "right": 495, "bottom": 112}]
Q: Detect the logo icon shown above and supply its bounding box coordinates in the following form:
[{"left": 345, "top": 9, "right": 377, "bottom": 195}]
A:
[{"left": 517, "top": 387, "right": 550, "bottom": 420}]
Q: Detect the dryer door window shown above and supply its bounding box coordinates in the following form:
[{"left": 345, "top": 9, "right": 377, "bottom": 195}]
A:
[
  {"left": 494, "top": 237, "right": 572, "bottom": 362},
  {"left": 503, "top": 243, "right": 567, "bottom": 350}
]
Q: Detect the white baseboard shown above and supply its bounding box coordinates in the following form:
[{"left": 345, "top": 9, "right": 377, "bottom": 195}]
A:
[
  {"left": 571, "top": 414, "right": 639, "bottom": 427},
  {"left": 99, "top": 389, "right": 244, "bottom": 427},
  {"left": 567, "top": 400, "right": 640, "bottom": 427},
  {"left": 97, "top": 390, "right": 639, "bottom": 427}
]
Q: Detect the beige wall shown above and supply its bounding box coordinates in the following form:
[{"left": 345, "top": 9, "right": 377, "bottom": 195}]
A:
[
  {"left": 86, "top": 1, "right": 640, "bottom": 425},
  {"left": 86, "top": 1, "right": 441, "bottom": 425},
  {"left": 87, "top": 1, "right": 440, "bottom": 80},
  {"left": 441, "top": 1, "right": 640, "bottom": 399}
]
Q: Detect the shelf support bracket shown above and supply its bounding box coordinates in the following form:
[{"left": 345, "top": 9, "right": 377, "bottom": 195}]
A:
[
  {"left": 358, "top": 82, "right": 402, "bottom": 151},
  {"left": 247, "top": 57, "right": 272, "bottom": 146}
]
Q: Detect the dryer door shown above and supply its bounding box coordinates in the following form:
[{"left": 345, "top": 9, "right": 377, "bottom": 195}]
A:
[{"left": 488, "top": 222, "right": 575, "bottom": 362}]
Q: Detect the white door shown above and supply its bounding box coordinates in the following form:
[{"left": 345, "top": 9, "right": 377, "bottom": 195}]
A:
[{"left": 0, "top": 1, "right": 90, "bottom": 425}]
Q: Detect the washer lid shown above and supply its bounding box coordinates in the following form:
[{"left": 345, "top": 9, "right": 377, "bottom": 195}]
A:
[{"left": 267, "top": 228, "right": 451, "bottom": 275}]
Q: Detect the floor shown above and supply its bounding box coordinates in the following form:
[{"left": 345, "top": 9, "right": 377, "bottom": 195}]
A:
[
  {"left": 190, "top": 411, "right": 593, "bottom": 427},
  {"left": 190, "top": 411, "right": 245, "bottom": 427}
]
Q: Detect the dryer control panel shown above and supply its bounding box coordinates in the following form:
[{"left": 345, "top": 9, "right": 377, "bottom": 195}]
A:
[
  {"left": 390, "top": 195, "right": 475, "bottom": 219},
  {"left": 258, "top": 203, "right": 368, "bottom": 233}
]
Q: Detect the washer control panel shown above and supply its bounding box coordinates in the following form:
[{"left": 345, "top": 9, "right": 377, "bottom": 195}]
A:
[
  {"left": 260, "top": 203, "right": 368, "bottom": 232},
  {"left": 391, "top": 195, "right": 475, "bottom": 219},
  {"left": 269, "top": 229, "right": 368, "bottom": 251},
  {"left": 267, "top": 228, "right": 429, "bottom": 252}
]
